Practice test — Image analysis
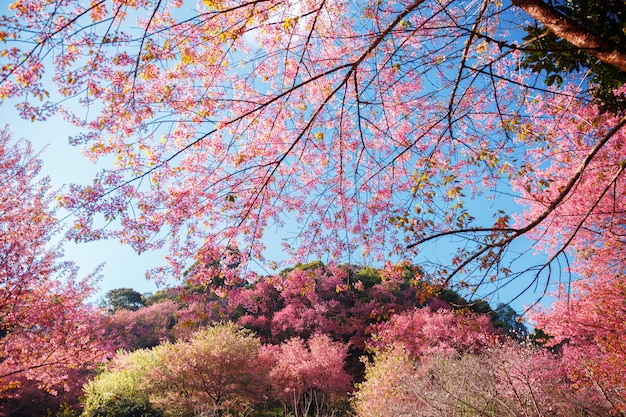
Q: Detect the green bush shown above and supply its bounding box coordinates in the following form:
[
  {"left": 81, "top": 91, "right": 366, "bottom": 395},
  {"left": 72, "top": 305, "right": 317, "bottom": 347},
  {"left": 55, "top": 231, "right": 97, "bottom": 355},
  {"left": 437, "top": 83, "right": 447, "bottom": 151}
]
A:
[{"left": 82, "top": 349, "right": 161, "bottom": 417}]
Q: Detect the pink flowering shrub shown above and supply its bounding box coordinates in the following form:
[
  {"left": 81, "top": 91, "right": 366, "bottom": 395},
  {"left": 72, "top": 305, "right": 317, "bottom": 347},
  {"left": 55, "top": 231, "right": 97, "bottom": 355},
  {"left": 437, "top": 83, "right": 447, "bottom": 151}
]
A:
[
  {"left": 531, "top": 273, "right": 626, "bottom": 414},
  {"left": 353, "top": 341, "right": 609, "bottom": 417},
  {"left": 368, "top": 306, "right": 496, "bottom": 358},
  {"left": 263, "top": 333, "right": 351, "bottom": 417},
  {"left": 107, "top": 300, "right": 179, "bottom": 350}
]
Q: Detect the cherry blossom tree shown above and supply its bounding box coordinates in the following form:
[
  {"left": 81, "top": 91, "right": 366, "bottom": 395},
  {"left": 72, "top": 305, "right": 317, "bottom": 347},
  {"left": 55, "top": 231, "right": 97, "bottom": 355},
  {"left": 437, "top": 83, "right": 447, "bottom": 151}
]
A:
[
  {"left": 1, "top": 0, "right": 625, "bottom": 301},
  {"left": 352, "top": 341, "right": 609, "bottom": 417},
  {"left": 83, "top": 323, "right": 269, "bottom": 417},
  {"left": 106, "top": 299, "right": 179, "bottom": 350},
  {"left": 142, "top": 322, "right": 268, "bottom": 416},
  {"left": 233, "top": 262, "right": 426, "bottom": 351},
  {"left": 264, "top": 333, "right": 351, "bottom": 417},
  {"left": 0, "top": 368, "right": 88, "bottom": 417},
  {"left": 531, "top": 270, "right": 626, "bottom": 414},
  {"left": 0, "top": 127, "right": 111, "bottom": 399},
  {"left": 368, "top": 306, "right": 496, "bottom": 358}
]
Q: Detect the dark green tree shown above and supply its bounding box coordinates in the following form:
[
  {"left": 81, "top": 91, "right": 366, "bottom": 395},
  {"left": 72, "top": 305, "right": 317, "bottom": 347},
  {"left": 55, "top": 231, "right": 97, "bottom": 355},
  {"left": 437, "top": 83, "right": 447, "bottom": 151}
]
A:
[
  {"left": 102, "top": 288, "right": 145, "bottom": 313},
  {"left": 89, "top": 397, "right": 162, "bottom": 417},
  {"left": 492, "top": 303, "right": 528, "bottom": 338}
]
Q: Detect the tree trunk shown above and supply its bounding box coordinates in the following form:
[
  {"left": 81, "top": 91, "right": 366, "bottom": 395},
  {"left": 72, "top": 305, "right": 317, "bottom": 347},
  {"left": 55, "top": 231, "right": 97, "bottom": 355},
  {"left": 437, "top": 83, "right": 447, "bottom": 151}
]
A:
[{"left": 512, "top": 0, "right": 626, "bottom": 72}]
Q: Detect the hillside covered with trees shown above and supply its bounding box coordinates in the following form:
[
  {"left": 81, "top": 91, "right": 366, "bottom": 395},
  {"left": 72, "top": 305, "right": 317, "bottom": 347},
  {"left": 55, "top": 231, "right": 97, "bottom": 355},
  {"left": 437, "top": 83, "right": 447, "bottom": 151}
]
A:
[{"left": 2, "top": 260, "right": 623, "bottom": 416}]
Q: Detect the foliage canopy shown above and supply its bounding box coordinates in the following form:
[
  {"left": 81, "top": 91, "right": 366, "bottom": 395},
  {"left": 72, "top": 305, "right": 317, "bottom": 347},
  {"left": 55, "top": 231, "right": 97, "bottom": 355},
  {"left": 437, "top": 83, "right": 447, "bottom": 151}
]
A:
[
  {"left": 520, "top": 0, "right": 626, "bottom": 113},
  {"left": 0, "top": 129, "right": 110, "bottom": 399},
  {"left": 1, "top": 0, "right": 626, "bottom": 310}
]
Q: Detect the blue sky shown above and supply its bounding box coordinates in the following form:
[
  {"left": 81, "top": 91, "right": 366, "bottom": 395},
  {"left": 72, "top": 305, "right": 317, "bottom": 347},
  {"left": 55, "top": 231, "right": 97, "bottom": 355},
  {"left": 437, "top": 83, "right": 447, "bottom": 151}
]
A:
[
  {"left": 1, "top": 101, "right": 543, "bottom": 312},
  {"left": 0, "top": 1, "right": 547, "bottom": 314},
  {"left": 2, "top": 104, "right": 168, "bottom": 299}
]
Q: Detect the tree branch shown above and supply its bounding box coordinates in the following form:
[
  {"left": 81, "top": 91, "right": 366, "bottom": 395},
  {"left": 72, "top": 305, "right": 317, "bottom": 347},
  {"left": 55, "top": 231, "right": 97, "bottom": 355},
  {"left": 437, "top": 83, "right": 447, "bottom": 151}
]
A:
[{"left": 512, "top": 0, "right": 626, "bottom": 72}]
